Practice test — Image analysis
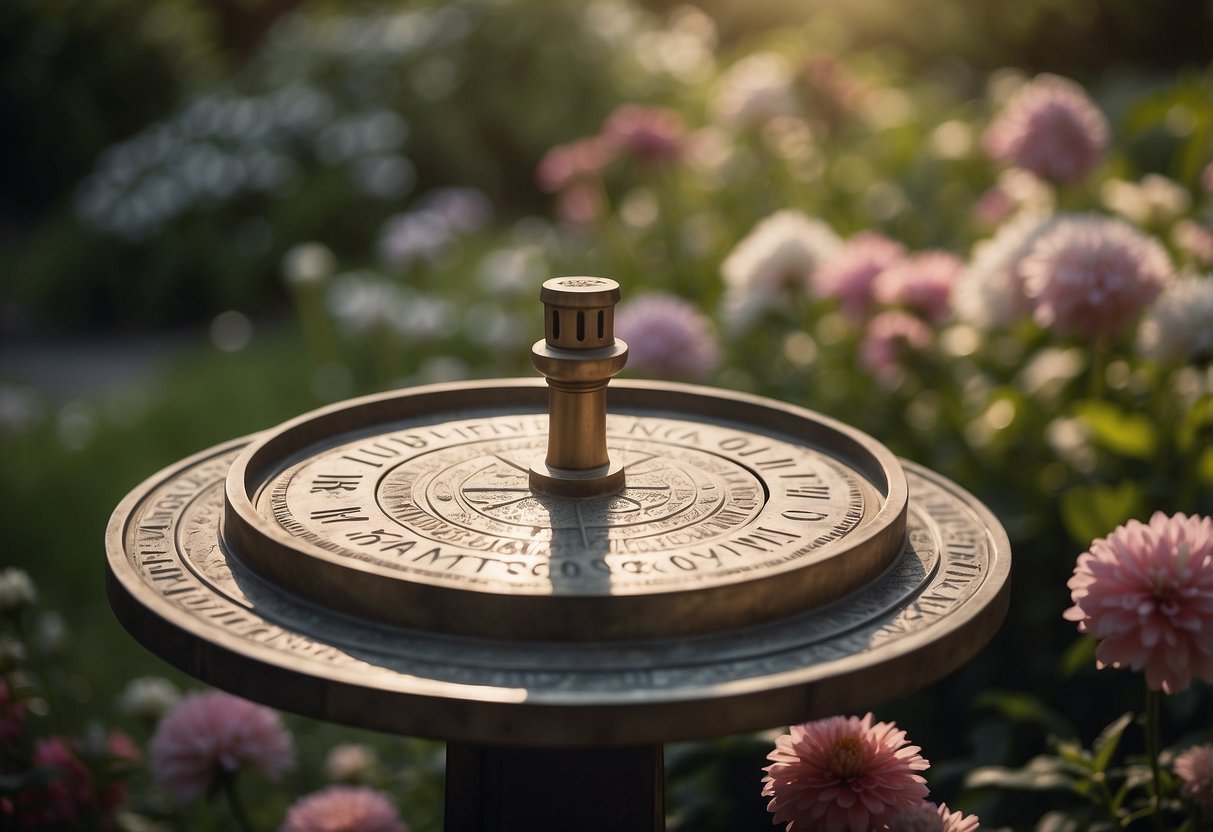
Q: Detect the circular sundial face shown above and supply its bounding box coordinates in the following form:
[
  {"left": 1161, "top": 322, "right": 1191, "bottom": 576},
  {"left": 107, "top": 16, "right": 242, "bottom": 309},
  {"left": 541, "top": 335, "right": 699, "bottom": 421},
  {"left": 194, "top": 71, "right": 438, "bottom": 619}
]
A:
[
  {"left": 267, "top": 416, "right": 864, "bottom": 594},
  {"left": 222, "top": 382, "right": 909, "bottom": 639},
  {"left": 106, "top": 430, "right": 1011, "bottom": 746}
]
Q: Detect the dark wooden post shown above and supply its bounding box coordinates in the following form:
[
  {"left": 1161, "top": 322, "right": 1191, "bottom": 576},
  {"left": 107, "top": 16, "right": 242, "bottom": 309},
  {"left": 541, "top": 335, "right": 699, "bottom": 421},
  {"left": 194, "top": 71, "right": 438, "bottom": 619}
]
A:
[{"left": 444, "top": 742, "right": 664, "bottom": 831}]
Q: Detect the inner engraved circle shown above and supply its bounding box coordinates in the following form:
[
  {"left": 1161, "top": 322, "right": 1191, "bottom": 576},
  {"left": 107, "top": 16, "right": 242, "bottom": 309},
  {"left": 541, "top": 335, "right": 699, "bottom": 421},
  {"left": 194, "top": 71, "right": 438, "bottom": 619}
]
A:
[
  {"left": 270, "top": 415, "right": 870, "bottom": 592},
  {"left": 379, "top": 438, "right": 762, "bottom": 549}
]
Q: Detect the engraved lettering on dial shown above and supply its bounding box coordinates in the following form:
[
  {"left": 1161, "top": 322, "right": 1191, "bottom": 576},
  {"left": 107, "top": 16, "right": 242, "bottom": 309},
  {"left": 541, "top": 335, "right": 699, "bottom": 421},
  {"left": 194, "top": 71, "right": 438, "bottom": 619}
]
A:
[{"left": 264, "top": 415, "right": 869, "bottom": 593}]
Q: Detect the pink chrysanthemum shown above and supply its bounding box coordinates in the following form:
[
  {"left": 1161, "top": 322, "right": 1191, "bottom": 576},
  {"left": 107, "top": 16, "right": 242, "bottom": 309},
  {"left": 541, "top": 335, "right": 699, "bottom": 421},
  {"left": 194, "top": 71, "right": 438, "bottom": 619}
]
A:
[
  {"left": 536, "top": 137, "right": 618, "bottom": 193},
  {"left": 615, "top": 293, "right": 721, "bottom": 380},
  {"left": 813, "top": 232, "right": 907, "bottom": 321},
  {"left": 1021, "top": 215, "right": 1172, "bottom": 340},
  {"left": 602, "top": 104, "right": 688, "bottom": 165},
  {"left": 860, "top": 311, "right": 934, "bottom": 387},
  {"left": 875, "top": 251, "right": 964, "bottom": 324},
  {"left": 886, "top": 800, "right": 981, "bottom": 831},
  {"left": 281, "top": 786, "right": 408, "bottom": 832},
  {"left": 150, "top": 690, "right": 295, "bottom": 803},
  {"left": 983, "top": 73, "right": 1109, "bottom": 183},
  {"left": 1064, "top": 512, "right": 1213, "bottom": 694},
  {"left": 1175, "top": 744, "right": 1213, "bottom": 809},
  {"left": 761, "top": 713, "right": 929, "bottom": 831}
]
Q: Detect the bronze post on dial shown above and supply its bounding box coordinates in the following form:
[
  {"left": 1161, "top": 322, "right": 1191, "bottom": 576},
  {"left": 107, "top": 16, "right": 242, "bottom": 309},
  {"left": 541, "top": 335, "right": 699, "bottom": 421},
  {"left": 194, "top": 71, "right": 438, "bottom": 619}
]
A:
[{"left": 529, "top": 277, "right": 629, "bottom": 497}]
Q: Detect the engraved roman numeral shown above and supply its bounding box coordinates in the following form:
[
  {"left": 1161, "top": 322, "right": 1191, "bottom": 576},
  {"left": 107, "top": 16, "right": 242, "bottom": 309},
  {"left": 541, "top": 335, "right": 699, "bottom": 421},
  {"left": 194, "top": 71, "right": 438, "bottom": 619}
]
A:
[
  {"left": 786, "top": 485, "right": 831, "bottom": 499},
  {"left": 311, "top": 474, "right": 363, "bottom": 492},
  {"left": 309, "top": 506, "right": 369, "bottom": 523}
]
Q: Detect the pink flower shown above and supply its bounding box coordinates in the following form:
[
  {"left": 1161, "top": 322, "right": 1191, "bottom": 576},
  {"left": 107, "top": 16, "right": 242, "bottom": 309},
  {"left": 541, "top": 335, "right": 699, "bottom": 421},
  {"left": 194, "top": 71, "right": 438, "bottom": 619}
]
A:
[
  {"left": 983, "top": 73, "right": 1109, "bottom": 183},
  {"left": 554, "top": 181, "right": 604, "bottom": 228},
  {"left": 615, "top": 293, "right": 721, "bottom": 380},
  {"left": 1021, "top": 215, "right": 1172, "bottom": 340},
  {"left": 813, "top": 232, "right": 907, "bottom": 321},
  {"left": 281, "top": 786, "right": 408, "bottom": 832},
  {"left": 0, "top": 680, "right": 23, "bottom": 744},
  {"left": 150, "top": 690, "right": 295, "bottom": 803},
  {"left": 761, "top": 713, "right": 929, "bottom": 831},
  {"left": 860, "top": 311, "right": 934, "bottom": 387},
  {"left": 886, "top": 800, "right": 981, "bottom": 831},
  {"left": 875, "top": 251, "right": 964, "bottom": 324},
  {"left": 601, "top": 105, "right": 687, "bottom": 165},
  {"left": 1175, "top": 744, "right": 1213, "bottom": 809},
  {"left": 19, "top": 737, "right": 95, "bottom": 826},
  {"left": 1064, "top": 512, "right": 1213, "bottom": 694},
  {"left": 536, "top": 137, "right": 618, "bottom": 193}
]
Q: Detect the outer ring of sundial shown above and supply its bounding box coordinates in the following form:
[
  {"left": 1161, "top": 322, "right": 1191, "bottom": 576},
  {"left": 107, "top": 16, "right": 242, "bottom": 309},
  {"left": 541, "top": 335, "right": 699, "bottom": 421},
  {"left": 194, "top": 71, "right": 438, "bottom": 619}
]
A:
[
  {"left": 221, "top": 379, "right": 908, "bottom": 640},
  {"left": 105, "top": 436, "right": 1010, "bottom": 747}
]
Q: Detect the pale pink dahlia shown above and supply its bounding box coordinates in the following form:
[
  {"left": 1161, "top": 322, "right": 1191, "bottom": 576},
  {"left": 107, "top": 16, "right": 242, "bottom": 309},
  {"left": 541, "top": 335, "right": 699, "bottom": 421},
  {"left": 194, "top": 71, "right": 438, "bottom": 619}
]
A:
[
  {"left": 813, "top": 232, "right": 907, "bottom": 321},
  {"left": 281, "top": 786, "right": 408, "bottom": 832},
  {"left": 983, "top": 73, "right": 1109, "bottom": 183},
  {"left": 875, "top": 251, "right": 965, "bottom": 324},
  {"left": 1064, "top": 512, "right": 1213, "bottom": 694},
  {"left": 602, "top": 104, "right": 688, "bottom": 165},
  {"left": 860, "top": 311, "right": 934, "bottom": 387},
  {"left": 1021, "top": 215, "right": 1172, "bottom": 340},
  {"left": 150, "top": 690, "right": 295, "bottom": 803},
  {"left": 615, "top": 293, "right": 721, "bottom": 380},
  {"left": 536, "top": 136, "right": 618, "bottom": 193},
  {"left": 885, "top": 799, "right": 980, "bottom": 831},
  {"left": 1175, "top": 744, "right": 1213, "bottom": 809},
  {"left": 761, "top": 713, "right": 929, "bottom": 831}
]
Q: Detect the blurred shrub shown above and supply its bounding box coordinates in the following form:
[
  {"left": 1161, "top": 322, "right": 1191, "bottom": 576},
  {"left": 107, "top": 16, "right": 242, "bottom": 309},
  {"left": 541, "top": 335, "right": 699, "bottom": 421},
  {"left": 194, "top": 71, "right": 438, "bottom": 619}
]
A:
[{"left": 7, "top": 0, "right": 692, "bottom": 329}]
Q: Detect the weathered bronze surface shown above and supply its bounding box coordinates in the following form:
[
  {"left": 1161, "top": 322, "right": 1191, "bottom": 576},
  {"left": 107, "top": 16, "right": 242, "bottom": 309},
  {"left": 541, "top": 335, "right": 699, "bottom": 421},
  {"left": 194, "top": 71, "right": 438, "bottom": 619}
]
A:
[{"left": 105, "top": 275, "right": 1011, "bottom": 755}]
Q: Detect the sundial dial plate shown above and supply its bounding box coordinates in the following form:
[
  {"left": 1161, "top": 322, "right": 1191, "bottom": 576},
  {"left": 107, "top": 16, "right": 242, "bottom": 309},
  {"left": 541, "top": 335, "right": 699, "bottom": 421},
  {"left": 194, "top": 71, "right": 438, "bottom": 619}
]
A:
[
  {"left": 223, "top": 381, "right": 909, "bottom": 639},
  {"left": 106, "top": 425, "right": 1010, "bottom": 746}
]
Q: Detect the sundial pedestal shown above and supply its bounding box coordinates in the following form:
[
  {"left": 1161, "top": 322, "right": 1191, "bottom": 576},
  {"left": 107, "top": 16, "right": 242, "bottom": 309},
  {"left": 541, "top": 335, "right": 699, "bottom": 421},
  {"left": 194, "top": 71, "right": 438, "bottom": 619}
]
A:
[{"left": 105, "top": 277, "right": 1010, "bottom": 829}]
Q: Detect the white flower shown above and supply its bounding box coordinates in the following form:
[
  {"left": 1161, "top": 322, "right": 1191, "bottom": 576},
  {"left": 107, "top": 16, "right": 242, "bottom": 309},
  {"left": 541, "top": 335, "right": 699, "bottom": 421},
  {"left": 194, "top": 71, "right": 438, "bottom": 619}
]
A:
[
  {"left": 0, "top": 569, "right": 35, "bottom": 614},
  {"left": 1101, "top": 174, "right": 1191, "bottom": 227},
  {"left": 325, "top": 743, "right": 379, "bottom": 782},
  {"left": 282, "top": 242, "right": 338, "bottom": 287},
  {"left": 719, "top": 210, "right": 841, "bottom": 332},
  {"left": 120, "top": 677, "right": 182, "bottom": 722},
  {"left": 712, "top": 52, "right": 798, "bottom": 128},
  {"left": 1138, "top": 274, "right": 1213, "bottom": 364},
  {"left": 955, "top": 211, "right": 1056, "bottom": 328}
]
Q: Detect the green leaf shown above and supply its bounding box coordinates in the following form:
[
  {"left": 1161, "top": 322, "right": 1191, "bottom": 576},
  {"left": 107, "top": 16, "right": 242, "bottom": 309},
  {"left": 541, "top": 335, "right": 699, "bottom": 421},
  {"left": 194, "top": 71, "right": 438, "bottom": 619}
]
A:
[
  {"left": 1091, "top": 712, "right": 1133, "bottom": 774},
  {"left": 1060, "top": 481, "right": 1146, "bottom": 545},
  {"left": 974, "top": 689, "right": 1077, "bottom": 739},
  {"left": 966, "top": 756, "right": 1079, "bottom": 792},
  {"left": 1059, "top": 635, "right": 1098, "bottom": 678},
  {"left": 1073, "top": 400, "right": 1158, "bottom": 460}
]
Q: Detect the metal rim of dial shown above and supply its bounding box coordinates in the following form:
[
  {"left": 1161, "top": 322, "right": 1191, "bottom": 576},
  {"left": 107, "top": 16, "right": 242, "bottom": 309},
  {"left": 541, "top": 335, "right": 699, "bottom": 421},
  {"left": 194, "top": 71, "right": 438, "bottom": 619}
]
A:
[
  {"left": 106, "top": 421, "right": 1010, "bottom": 747},
  {"left": 220, "top": 380, "right": 910, "bottom": 641},
  {"left": 106, "top": 380, "right": 1014, "bottom": 747}
]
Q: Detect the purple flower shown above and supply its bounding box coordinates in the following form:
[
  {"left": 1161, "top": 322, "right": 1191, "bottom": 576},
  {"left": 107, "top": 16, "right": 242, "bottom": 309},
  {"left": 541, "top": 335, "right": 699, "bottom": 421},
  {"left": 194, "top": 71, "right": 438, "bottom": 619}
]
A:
[
  {"left": 860, "top": 311, "right": 933, "bottom": 386},
  {"left": 1021, "top": 215, "right": 1172, "bottom": 340},
  {"left": 813, "top": 231, "right": 906, "bottom": 321},
  {"left": 615, "top": 293, "right": 721, "bottom": 380},
  {"left": 281, "top": 786, "right": 408, "bottom": 832},
  {"left": 536, "top": 137, "right": 618, "bottom": 193},
  {"left": 602, "top": 104, "right": 688, "bottom": 165},
  {"left": 983, "top": 73, "right": 1109, "bottom": 183},
  {"left": 874, "top": 251, "right": 964, "bottom": 324}
]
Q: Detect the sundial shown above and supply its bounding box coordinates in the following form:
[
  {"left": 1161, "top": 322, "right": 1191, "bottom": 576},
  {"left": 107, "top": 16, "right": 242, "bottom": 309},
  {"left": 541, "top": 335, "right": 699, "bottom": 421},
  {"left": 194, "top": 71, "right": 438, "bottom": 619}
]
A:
[{"left": 107, "top": 277, "right": 1010, "bottom": 830}]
